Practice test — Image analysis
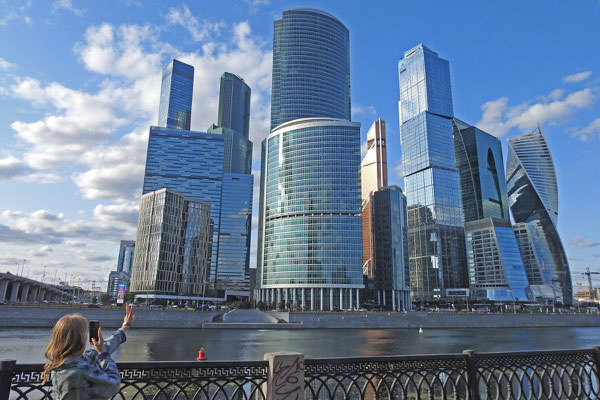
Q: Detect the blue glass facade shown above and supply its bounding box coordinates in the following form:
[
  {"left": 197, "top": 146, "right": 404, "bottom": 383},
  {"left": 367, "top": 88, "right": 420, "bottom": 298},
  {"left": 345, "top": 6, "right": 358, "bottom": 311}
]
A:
[
  {"left": 271, "top": 8, "right": 351, "bottom": 130},
  {"left": 257, "top": 118, "right": 363, "bottom": 310},
  {"left": 465, "top": 218, "right": 530, "bottom": 302},
  {"left": 452, "top": 119, "right": 509, "bottom": 222},
  {"left": 116, "top": 240, "right": 135, "bottom": 275},
  {"left": 216, "top": 173, "right": 253, "bottom": 289},
  {"left": 207, "top": 124, "right": 252, "bottom": 175},
  {"left": 506, "top": 127, "right": 572, "bottom": 304},
  {"left": 218, "top": 72, "right": 251, "bottom": 139},
  {"left": 158, "top": 60, "right": 194, "bottom": 131},
  {"left": 142, "top": 126, "right": 224, "bottom": 288},
  {"left": 398, "top": 44, "right": 467, "bottom": 300}
]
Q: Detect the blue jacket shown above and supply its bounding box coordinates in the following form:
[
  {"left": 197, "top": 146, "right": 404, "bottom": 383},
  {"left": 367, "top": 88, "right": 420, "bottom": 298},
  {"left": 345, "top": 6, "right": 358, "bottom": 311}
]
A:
[{"left": 50, "top": 329, "right": 126, "bottom": 400}]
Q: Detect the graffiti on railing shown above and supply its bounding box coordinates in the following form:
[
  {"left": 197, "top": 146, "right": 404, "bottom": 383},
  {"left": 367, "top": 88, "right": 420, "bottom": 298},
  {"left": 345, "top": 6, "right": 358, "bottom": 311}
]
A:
[{"left": 273, "top": 355, "right": 304, "bottom": 400}]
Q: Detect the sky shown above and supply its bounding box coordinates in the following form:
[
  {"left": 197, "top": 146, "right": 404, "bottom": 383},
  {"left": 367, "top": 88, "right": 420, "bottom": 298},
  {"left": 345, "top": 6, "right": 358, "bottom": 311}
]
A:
[{"left": 0, "top": 0, "right": 599, "bottom": 292}]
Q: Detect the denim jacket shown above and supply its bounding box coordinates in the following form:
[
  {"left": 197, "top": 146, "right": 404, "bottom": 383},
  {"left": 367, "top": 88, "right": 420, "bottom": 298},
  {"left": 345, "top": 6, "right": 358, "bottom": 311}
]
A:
[{"left": 50, "top": 329, "right": 126, "bottom": 400}]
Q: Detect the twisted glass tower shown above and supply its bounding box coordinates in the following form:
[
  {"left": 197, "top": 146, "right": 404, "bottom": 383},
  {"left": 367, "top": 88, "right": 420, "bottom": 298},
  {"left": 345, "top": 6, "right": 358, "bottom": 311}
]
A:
[
  {"left": 398, "top": 44, "right": 467, "bottom": 300},
  {"left": 257, "top": 9, "right": 363, "bottom": 310},
  {"left": 506, "top": 127, "right": 572, "bottom": 304},
  {"left": 270, "top": 8, "right": 351, "bottom": 131}
]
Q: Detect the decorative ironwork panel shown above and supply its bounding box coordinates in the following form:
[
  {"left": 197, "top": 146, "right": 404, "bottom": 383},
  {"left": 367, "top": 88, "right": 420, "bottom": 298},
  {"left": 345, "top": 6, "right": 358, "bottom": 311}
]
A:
[
  {"left": 10, "top": 362, "right": 268, "bottom": 400},
  {"left": 304, "top": 355, "right": 470, "bottom": 400},
  {"left": 474, "top": 350, "right": 600, "bottom": 399}
]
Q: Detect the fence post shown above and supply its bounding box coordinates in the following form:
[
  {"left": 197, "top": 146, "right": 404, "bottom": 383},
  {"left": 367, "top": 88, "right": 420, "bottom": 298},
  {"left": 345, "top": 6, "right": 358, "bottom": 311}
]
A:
[
  {"left": 592, "top": 346, "right": 600, "bottom": 382},
  {"left": 264, "top": 352, "right": 305, "bottom": 400},
  {"left": 463, "top": 350, "right": 480, "bottom": 400},
  {"left": 0, "top": 360, "right": 16, "bottom": 400}
]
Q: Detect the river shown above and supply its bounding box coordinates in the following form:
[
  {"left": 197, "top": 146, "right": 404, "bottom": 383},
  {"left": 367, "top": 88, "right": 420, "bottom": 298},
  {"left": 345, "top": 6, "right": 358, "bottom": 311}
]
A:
[{"left": 2, "top": 327, "right": 599, "bottom": 363}]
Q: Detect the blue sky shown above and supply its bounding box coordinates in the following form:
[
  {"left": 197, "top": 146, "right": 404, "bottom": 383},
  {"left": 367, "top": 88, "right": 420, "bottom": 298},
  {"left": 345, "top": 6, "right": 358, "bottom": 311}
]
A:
[{"left": 0, "top": 0, "right": 599, "bottom": 291}]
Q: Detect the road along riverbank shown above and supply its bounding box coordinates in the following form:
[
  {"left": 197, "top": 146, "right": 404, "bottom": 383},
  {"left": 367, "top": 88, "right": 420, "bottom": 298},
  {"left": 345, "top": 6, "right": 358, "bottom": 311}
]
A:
[{"left": 1, "top": 307, "right": 599, "bottom": 329}]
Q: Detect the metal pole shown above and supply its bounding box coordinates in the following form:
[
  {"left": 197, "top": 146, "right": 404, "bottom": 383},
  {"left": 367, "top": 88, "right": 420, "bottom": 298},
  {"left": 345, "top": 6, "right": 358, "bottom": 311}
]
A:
[
  {"left": 463, "top": 350, "right": 480, "bottom": 400},
  {"left": 0, "top": 359, "right": 16, "bottom": 400}
]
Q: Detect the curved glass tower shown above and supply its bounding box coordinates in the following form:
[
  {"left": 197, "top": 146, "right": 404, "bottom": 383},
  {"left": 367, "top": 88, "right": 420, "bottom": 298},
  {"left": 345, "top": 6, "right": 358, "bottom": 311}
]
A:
[
  {"left": 506, "top": 127, "right": 572, "bottom": 304},
  {"left": 270, "top": 8, "right": 351, "bottom": 131}
]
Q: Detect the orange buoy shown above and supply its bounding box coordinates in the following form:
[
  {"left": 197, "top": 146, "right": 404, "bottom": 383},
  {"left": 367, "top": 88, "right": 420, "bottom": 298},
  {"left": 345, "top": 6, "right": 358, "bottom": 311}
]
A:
[{"left": 196, "top": 347, "right": 206, "bottom": 361}]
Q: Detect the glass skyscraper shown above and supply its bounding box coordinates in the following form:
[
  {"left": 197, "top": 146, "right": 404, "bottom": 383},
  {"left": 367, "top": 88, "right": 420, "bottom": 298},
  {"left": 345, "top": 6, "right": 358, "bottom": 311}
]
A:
[
  {"left": 116, "top": 240, "right": 135, "bottom": 275},
  {"left": 142, "top": 126, "right": 224, "bottom": 290},
  {"left": 372, "top": 186, "right": 411, "bottom": 311},
  {"left": 158, "top": 59, "right": 194, "bottom": 131},
  {"left": 207, "top": 124, "right": 252, "bottom": 175},
  {"left": 506, "top": 127, "right": 572, "bottom": 304},
  {"left": 398, "top": 44, "right": 467, "bottom": 300},
  {"left": 270, "top": 8, "right": 351, "bottom": 131},
  {"left": 217, "top": 72, "right": 251, "bottom": 139}
]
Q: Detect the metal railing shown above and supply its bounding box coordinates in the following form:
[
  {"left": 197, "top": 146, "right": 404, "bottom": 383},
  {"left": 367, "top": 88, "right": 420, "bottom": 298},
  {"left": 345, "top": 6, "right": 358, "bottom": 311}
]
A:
[{"left": 2, "top": 347, "right": 600, "bottom": 399}]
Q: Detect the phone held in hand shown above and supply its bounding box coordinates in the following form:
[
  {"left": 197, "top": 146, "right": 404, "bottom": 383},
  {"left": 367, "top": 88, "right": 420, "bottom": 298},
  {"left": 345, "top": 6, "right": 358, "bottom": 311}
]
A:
[{"left": 89, "top": 320, "right": 100, "bottom": 344}]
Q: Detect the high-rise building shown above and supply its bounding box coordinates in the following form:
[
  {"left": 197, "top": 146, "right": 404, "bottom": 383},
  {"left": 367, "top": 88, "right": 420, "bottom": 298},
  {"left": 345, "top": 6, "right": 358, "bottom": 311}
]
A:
[
  {"left": 453, "top": 119, "right": 528, "bottom": 302},
  {"left": 116, "top": 240, "right": 135, "bottom": 275},
  {"left": 207, "top": 124, "right": 252, "bottom": 175},
  {"left": 361, "top": 119, "right": 388, "bottom": 279},
  {"left": 506, "top": 127, "right": 572, "bottom": 304},
  {"left": 107, "top": 271, "right": 130, "bottom": 298},
  {"left": 372, "top": 186, "right": 411, "bottom": 310},
  {"left": 257, "top": 8, "right": 362, "bottom": 311},
  {"left": 142, "top": 126, "right": 224, "bottom": 291},
  {"left": 217, "top": 72, "right": 251, "bottom": 139},
  {"left": 158, "top": 59, "right": 194, "bottom": 131},
  {"left": 398, "top": 44, "right": 467, "bottom": 300},
  {"left": 270, "top": 8, "right": 351, "bottom": 131},
  {"left": 130, "top": 188, "right": 212, "bottom": 299}
]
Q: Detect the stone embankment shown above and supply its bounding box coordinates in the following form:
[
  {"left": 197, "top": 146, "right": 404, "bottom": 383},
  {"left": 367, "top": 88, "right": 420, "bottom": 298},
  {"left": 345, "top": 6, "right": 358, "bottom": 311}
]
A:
[{"left": 1, "top": 307, "right": 598, "bottom": 329}]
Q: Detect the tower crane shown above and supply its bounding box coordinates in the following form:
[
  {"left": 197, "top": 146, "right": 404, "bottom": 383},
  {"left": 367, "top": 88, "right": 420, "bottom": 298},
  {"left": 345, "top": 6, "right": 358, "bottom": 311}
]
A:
[{"left": 572, "top": 266, "right": 600, "bottom": 300}]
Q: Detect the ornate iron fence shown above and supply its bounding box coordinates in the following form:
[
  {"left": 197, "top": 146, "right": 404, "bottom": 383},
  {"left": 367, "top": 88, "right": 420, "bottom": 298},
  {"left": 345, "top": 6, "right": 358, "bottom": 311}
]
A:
[{"left": 2, "top": 348, "right": 600, "bottom": 400}]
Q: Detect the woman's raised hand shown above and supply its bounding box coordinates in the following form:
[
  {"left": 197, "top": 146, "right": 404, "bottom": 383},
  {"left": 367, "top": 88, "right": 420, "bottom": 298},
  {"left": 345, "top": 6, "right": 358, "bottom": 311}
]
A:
[{"left": 121, "top": 303, "right": 134, "bottom": 331}]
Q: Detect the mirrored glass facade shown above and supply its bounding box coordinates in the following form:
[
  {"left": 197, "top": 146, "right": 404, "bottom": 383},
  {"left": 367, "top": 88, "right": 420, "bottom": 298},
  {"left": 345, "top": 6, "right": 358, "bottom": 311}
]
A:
[
  {"left": 131, "top": 189, "right": 212, "bottom": 297},
  {"left": 271, "top": 8, "right": 351, "bottom": 130},
  {"left": 465, "top": 218, "right": 530, "bottom": 302},
  {"left": 217, "top": 72, "right": 251, "bottom": 139},
  {"left": 143, "top": 126, "right": 224, "bottom": 289},
  {"left": 207, "top": 124, "right": 252, "bottom": 175},
  {"left": 257, "top": 118, "right": 363, "bottom": 310},
  {"left": 506, "top": 127, "right": 572, "bottom": 304},
  {"left": 117, "top": 240, "right": 135, "bottom": 275},
  {"left": 398, "top": 44, "right": 467, "bottom": 300},
  {"left": 158, "top": 60, "right": 194, "bottom": 131}
]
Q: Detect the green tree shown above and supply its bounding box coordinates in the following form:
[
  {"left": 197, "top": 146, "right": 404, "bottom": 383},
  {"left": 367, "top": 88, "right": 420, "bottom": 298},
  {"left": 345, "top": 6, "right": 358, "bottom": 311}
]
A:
[
  {"left": 100, "top": 293, "right": 111, "bottom": 304},
  {"left": 125, "top": 292, "right": 136, "bottom": 303}
]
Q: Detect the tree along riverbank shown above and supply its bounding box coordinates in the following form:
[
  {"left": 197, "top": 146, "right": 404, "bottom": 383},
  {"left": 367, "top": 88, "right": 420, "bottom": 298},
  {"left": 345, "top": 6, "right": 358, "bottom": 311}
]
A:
[{"left": 1, "top": 306, "right": 599, "bottom": 329}]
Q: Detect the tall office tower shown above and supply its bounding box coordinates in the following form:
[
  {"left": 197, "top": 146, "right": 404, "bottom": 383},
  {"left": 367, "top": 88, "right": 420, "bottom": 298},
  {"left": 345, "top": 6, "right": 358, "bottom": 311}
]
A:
[
  {"left": 270, "top": 8, "right": 351, "bottom": 131},
  {"left": 372, "top": 186, "right": 411, "bottom": 310},
  {"left": 130, "top": 189, "right": 212, "bottom": 299},
  {"left": 107, "top": 271, "right": 130, "bottom": 297},
  {"left": 116, "top": 240, "right": 135, "bottom": 275},
  {"left": 217, "top": 72, "right": 251, "bottom": 139},
  {"left": 257, "top": 8, "right": 362, "bottom": 311},
  {"left": 142, "top": 126, "right": 224, "bottom": 291},
  {"left": 398, "top": 44, "right": 467, "bottom": 300},
  {"left": 506, "top": 127, "right": 572, "bottom": 304},
  {"left": 453, "top": 119, "right": 529, "bottom": 302},
  {"left": 158, "top": 60, "right": 194, "bottom": 131},
  {"left": 361, "top": 119, "right": 388, "bottom": 278},
  {"left": 207, "top": 124, "right": 252, "bottom": 174}
]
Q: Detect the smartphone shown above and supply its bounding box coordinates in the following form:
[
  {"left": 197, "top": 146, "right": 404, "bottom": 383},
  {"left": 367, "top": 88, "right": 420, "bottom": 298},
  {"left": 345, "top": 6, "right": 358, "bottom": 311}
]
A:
[{"left": 89, "top": 320, "right": 100, "bottom": 344}]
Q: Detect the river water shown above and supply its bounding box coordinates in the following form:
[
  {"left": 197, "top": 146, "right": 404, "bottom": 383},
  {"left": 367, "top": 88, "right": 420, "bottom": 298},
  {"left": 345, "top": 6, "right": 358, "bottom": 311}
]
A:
[{"left": 2, "top": 327, "right": 599, "bottom": 363}]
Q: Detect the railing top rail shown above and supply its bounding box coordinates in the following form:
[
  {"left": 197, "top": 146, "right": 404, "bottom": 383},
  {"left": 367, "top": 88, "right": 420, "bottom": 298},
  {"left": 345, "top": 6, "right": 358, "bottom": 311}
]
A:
[
  {"left": 304, "top": 352, "right": 468, "bottom": 365},
  {"left": 472, "top": 347, "right": 596, "bottom": 358}
]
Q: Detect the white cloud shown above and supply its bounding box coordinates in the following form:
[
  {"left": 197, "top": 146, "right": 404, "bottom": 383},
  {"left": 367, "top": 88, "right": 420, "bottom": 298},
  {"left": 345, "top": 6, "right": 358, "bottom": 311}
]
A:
[
  {"left": 570, "top": 235, "right": 600, "bottom": 248},
  {"left": 477, "top": 88, "right": 595, "bottom": 137},
  {"left": 572, "top": 117, "right": 600, "bottom": 142},
  {"left": 352, "top": 104, "right": 377, "bottom": 119},
  {"left": 0, "top": 57, "right": 13, "bottom": 70},
  {"left": 31, "top": 245, "right": 54, "bottom": 257},
  {"left": 392, "top": 162, "right": 404, "bottom": 179},
  {"left": 166, "top": 5, "right": 224, "bottom": 41},
  {"left": 53, "top": 0, "right": 84, "bottom": 16},
  {"left": 93, "top": 203, "right": 139, "bottom": 227},
  {"left": 0, "top": 1, "right": 32, "bottom": 26},
  {"left": 563, "top": 71, "right": 592, "bottom": 83}
]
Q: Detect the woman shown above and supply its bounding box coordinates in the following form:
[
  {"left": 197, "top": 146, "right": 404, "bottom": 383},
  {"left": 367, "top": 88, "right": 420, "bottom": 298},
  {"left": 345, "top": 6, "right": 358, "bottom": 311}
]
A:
[{"left": 42, "top": 303, "right": 135, "bottom": 400}]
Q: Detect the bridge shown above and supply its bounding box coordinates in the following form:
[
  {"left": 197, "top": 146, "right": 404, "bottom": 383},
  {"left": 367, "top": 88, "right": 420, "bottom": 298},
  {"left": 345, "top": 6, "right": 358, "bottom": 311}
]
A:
[{"left": 0, "top": 272, "right": 72, "bottom": 303}]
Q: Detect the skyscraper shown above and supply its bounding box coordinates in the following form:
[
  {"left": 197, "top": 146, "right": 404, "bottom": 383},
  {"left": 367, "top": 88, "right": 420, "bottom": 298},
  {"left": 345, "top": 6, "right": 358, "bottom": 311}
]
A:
[
  {"left": 372, "top": 186, "right": 411, "bottom": 310},
  {"left": 130, "top": 188, "right": 212, "bottom": 298},
  {"left": 270, "top": 8, "right": 351, "bottom": 131},
  {"left": 158, "top": 59, "right": 194, "bottom": 131},
  {"left": 116, "top": 240, "right": 135, "bottom": 275},
  {"left": 398, "top": 44, "right": 467, "bottom": 300},
  {"left": 506, "top": 127, "right": 572, "bottom": 304},
  {"left": 361, "top": 119, "right": 388, "bottom": 279},
  {"left": 217, "top": 72, "right": 251, "bottom": 139},
  {"left": 257, "top": 8, "right": 362, "bottom": 311}
]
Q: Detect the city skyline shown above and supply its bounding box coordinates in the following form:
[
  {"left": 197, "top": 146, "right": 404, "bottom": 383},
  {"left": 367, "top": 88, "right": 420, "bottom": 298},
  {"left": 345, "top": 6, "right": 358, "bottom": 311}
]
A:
[{"left": 0, "top": 1, "right": 599, "bottom": 291}]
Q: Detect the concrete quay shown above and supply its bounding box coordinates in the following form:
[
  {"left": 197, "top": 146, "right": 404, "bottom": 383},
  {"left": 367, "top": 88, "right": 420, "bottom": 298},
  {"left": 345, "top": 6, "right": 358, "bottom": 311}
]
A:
[{"left": 1, "top": 307, "right": 598, "bottom": 329}]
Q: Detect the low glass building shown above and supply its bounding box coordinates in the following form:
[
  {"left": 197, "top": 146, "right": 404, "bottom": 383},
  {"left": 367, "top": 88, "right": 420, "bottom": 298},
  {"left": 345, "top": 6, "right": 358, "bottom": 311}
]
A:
[
  {"left": 256, "top": 118, "right": 363, "bottom": 310},
  {"left": 130, "top": 188, "right": 212, "bottom": 300}
]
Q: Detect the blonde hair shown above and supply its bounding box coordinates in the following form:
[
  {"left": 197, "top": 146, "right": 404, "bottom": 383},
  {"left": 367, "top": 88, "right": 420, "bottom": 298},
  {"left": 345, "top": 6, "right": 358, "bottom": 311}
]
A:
[{"left": 42, "top": 314, "right": 88, "bottom": 384}]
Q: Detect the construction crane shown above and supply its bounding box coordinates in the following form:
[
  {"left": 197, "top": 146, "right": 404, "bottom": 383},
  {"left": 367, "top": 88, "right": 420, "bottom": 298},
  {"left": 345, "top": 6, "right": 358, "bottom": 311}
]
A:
[{"left": 572, "top": 267, "right": 600, "bottom": 300}]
